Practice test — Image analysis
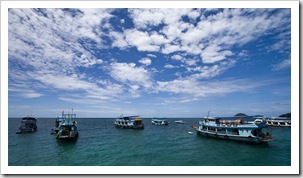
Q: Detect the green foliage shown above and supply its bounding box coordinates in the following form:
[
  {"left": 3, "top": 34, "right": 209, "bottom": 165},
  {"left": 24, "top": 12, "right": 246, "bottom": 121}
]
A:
[
  {"left": 279, "top": 113, "right": 291, "bottom": 118},
  {"left": 234, "top": 113, "right": 248, "bottom": 116}
]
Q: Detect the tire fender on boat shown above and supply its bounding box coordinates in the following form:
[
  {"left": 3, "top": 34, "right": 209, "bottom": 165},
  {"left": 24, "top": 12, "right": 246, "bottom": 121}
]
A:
[{"left": 224, "top": 135, "right": 228, "bottom": 139}]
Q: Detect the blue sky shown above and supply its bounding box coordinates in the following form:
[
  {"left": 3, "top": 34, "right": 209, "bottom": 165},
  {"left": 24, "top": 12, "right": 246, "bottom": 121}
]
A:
[{"left": 8, "top": 8, "right": 291, "bottom": 118}]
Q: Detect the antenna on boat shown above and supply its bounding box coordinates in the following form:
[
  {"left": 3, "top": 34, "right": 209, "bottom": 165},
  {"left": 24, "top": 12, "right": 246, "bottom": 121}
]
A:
[{"left": 207, "top": 111, "right": 210, "bottom": 118}]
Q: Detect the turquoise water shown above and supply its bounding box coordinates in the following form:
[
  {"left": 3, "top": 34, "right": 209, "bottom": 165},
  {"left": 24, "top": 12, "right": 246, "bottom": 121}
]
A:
[{"left": 8, "top": 118, "right": 291, "bottom": 166}]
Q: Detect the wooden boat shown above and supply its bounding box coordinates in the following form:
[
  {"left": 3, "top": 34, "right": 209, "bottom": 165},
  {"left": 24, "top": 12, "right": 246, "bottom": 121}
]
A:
[{"left": 193, "top": 116, "right": 274, "bottom": 144}]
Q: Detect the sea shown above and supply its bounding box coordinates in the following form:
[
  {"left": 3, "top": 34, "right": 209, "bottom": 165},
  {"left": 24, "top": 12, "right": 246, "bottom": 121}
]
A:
[{"left": 8, "top": 118, "right": 291, "bottom": 166}]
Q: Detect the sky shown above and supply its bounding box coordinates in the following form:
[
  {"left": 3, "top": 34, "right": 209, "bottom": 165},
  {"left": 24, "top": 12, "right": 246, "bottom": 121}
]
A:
[{"left": 7, "top": 8, "right": 291, "bottom": 118}]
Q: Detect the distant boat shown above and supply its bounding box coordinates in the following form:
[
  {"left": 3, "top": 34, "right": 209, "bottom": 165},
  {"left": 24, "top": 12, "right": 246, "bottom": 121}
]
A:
[
  {"left": 151, "top": 118, "right": 169, "bottom": 126},
  {"left": 175, "top": 120, "right": 186, "bottom": 124},
  {"left": 193, "top": 115, "right": 274, "bottom": 144},
  {"left": 16, "top": 116, "right": 37, "bottom": 134},
  {"left": 56, "top": 112, "right": 79, "bottom": 140},
  {"left": 266, "top": 117, "right": 291, "bottom": 127},
  {"left": 114, "top": 114, "right": 144, "bottom": 129}
]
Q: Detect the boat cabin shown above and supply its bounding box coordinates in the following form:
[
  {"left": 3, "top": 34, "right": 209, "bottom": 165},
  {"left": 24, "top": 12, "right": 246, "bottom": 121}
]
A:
[
  {"left": 16, "top": 116, "right": 37, "bottom": 134},
  {"left": 114, "top": 115, "right": 144, "bottom": 129}
]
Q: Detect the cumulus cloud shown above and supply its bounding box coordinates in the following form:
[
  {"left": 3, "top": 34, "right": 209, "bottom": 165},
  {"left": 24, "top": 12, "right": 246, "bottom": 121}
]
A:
[
  {"left": 164, "top": 64, "right": 177, "bottom": 69},
  {"left": 128, "top": 8, "right": 193, "bottom": 29},
  {"left": 139, "top": 58, "right": 152, "bottom": 66},
  {"left": 109, "top": 62, "right": 152, "bottom": 88},
  {"left": 124, "top": 29, "right": 161, "bottom": 51},
  {"left": 122, "top": 8, "right": 290, "bottom": 65},
  {"left": 201, "top": 44, "right": 233, "bottom": 64},
  {"left": 8, "top": 8, "right": 290, "bottom": 105}
]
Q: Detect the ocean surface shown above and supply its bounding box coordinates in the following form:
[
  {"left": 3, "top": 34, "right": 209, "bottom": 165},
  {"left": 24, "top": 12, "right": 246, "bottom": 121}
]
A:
[{"left": 8, "top": 118, "right": 291, "bottom": 166}]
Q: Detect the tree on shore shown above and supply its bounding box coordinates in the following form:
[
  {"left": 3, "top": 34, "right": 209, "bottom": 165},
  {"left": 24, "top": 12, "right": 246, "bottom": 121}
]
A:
[
  {"left": 279, "top": 113, "right": 291, "bottom": 118},
  {"left": 234, "top": 113, "right": 248, "bottom": 116}
]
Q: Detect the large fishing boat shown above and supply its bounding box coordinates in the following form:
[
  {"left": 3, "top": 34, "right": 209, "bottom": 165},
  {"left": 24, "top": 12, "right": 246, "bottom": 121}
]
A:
[
  {"left": 193, "top": 116, "right": 274, "bottom": 144},
  {"left": 56, "top": 112, "right": 79, "bottom": 140},
  {"left": 266, "top": 117, "right": 291, "bottom": 127},
  {"left": 114, "top": 115, "right": 144, "bottom": 129},
  {"left": 16, "top": 116, "right": 38, "bottom": 134},
  {"left": 151, "top": 118, "right": 169, "bottom": 125}
]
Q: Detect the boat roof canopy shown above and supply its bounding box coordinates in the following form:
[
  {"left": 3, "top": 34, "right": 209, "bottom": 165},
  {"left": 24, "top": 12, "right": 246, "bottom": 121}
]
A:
[{"left": 22, "top": 116, "right": 37, "bottom": 120}]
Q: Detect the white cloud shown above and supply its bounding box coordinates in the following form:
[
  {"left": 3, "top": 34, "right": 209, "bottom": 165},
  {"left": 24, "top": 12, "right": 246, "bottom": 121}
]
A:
[
  {"left": 156, "top": 78, "right": 265, "bottom": 98},
  {"left": 8, "top": 8, "right": 290, "bottom": 106},
  {"left": 110, "top": 62, "right": 152, "bottom": 88},
  {"left": 238, "top": 50, "right": 249, "bottom": 57},
  {"left": 128, "top": 8, "right": 192, "bottom": 29},
  {"left": 164, "top": 64, "right": 177, "bottom": 69},
  {"left": 124, "top": 29, "right": 160, "bottom": 51},
  {"left": 111, "top": 8, "right": 290, "bottom": 69},
  {"left": 147, "top": 54, "right": 157, "bottom": 58},
  {"left": 8, "top": 8, "right": 122, "bottom": 101},
  {"left": 109, "top": 31, "right": 129, "bottom": 49},
  {"left": 8, "top": 8, "right": 114, "bottom": 77},
  {"left": 184, "top": 58, "right": 198, "bottom": 66},
  {"left": 189, "top": 60, "right": 236, "bottom": 79},
  {"left": 22, "top": 92, "right": 44, "bottom": 98},
  {"left": 201, "top": 44, "right": 233, "bottom": 64},
  {"left": 171, "top": 54, "right": 183, "bottom": 61},
  {"left": 272, "top": 58, "right": 291, "bottom": 71},
  {"left": 188, "top": 9, "right": 201, "bottom": 20},
  {"left": 162, "top": 44, "right": 181, "bottom": 54},
  {"left": 9, "top": 83, "right": 44, "bottom": 98},
  {"left": 139, "top": 58, "right": 152, "bottom": 66}
]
